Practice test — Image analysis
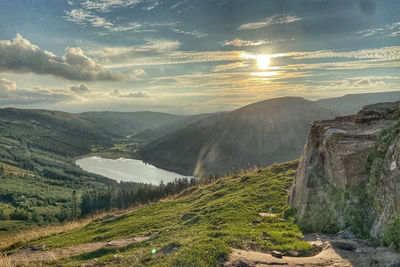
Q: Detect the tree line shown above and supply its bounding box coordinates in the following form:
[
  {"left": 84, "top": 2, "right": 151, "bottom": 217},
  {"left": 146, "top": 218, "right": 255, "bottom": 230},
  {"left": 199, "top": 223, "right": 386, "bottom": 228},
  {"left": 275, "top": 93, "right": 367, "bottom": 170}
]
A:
[{"left": 80, "top": 175, "right": 224, "bottom": 216}]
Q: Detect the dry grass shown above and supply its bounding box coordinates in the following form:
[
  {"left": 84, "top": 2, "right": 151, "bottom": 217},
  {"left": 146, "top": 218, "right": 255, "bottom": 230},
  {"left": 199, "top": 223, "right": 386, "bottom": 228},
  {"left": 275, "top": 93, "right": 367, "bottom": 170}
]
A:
[
  {"left": 0, "top": 212, "right": 108, "bottom": 252},
  {"left": 0, "top": 254, "right": 15, "bottom": 267}
]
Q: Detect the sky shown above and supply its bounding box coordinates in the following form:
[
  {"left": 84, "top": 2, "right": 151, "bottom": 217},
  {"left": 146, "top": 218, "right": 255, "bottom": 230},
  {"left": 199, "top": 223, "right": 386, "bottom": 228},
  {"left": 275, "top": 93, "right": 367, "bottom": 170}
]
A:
[{"left": 0, "top": 0, "right": 399, "bottom": 114}]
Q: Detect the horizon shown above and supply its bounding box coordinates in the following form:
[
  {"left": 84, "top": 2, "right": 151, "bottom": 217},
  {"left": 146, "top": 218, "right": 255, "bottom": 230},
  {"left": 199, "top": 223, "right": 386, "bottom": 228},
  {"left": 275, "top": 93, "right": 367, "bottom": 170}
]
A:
[
  {"left": 1, "top": 91, "right": 399, "bottom": 115},
  {"left": 0, "top": 0, "right": 400, "bottom": 114}
]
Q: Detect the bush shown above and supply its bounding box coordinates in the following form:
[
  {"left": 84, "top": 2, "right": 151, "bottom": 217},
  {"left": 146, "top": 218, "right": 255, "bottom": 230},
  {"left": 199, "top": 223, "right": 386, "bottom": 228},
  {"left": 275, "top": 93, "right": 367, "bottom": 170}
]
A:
[
  {"left": 283, "top": 207, "right": 296, "bottom": 220},
  {"left": 383, "top": 218, "right": 400, "bottom": 251},
  {"left": 10, "top": 208, "right": 31, "bottom": 220}
]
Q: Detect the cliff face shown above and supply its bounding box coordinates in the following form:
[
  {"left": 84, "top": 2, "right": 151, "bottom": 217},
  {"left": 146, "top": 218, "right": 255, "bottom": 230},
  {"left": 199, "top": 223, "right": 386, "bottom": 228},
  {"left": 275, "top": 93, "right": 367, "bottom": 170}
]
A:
[{"left": 290, "top": 101, "right": 400, "bottom": 239}]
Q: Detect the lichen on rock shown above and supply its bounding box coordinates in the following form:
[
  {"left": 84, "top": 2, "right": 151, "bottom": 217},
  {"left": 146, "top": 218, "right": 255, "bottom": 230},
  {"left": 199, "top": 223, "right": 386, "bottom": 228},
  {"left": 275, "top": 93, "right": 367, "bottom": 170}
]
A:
[{"left": 289, "top": 101, "right": 400, "bottom": 241}]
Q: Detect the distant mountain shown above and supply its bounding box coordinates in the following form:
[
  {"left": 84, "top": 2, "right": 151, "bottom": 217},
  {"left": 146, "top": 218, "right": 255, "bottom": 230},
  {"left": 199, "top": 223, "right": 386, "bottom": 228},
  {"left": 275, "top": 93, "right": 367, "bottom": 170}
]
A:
[
  {"left": 139, "top": 97, "right": 339, "bottom": 176},
  {"left": 80, "top": 111, "right": 185, "bottom": 137},
  {"left": 316, "top": 91, "right": 400, "bottom": 115},
  {"left": 132, "top": 112, "right": 220, "bottom": 143}
]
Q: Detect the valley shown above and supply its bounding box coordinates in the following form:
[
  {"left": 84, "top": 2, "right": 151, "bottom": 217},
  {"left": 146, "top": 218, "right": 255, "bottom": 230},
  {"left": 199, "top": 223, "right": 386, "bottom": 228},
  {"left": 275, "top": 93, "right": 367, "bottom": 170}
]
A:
[{"left": 1, "top": 92, "right": 400, "bottom": 266}]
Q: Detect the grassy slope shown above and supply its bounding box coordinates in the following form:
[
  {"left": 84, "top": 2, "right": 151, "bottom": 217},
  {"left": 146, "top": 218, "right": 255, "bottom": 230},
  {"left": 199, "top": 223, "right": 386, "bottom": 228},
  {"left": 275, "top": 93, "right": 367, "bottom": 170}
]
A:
[{"left": 12, "top": 161, "right": 311, "bottom": 266}]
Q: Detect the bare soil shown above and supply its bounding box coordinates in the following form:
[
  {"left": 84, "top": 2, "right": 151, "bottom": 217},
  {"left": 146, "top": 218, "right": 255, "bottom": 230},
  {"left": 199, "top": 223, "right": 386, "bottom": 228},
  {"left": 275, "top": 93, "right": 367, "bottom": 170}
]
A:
[{"left": 225, "top": 233, "right": 400, "bottom": 267}]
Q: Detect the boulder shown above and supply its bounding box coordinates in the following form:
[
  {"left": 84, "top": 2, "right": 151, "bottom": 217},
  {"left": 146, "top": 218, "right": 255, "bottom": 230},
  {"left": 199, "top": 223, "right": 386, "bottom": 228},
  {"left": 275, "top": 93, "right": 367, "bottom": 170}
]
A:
[{"left": 290, "top": 101, "right": 400, "bottom": 239}]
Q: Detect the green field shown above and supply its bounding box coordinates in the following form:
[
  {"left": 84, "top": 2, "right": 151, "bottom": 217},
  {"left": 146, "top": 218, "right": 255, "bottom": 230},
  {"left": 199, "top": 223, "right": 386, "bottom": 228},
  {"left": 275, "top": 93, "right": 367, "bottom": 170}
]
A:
[{"left": 7, "top": 161, "right": 311, "bottom": 266}]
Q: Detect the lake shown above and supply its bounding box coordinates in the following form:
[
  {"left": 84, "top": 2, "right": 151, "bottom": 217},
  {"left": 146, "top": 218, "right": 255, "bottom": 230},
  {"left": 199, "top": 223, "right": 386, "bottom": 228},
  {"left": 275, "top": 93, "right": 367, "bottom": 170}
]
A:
[{"left": 76, "top": 156, "right": 190, "bottom": 185}]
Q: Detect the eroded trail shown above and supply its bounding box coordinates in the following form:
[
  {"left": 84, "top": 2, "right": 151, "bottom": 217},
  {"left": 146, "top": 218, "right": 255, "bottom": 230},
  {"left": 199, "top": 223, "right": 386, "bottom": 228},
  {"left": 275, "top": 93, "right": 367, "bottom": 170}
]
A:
[
  {"left": 225, "top": 233, "right": 400, "bottom": 267},
  {"left": 8, "top": 232, "right": 157, "bottom": 266}
]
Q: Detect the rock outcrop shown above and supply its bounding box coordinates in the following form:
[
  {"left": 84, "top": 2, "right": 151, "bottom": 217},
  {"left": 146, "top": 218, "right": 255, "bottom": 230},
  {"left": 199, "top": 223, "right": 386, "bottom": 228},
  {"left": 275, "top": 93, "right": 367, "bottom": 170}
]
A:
[{"left": 290, "top": 101, "right": 400, "bottom": 239}]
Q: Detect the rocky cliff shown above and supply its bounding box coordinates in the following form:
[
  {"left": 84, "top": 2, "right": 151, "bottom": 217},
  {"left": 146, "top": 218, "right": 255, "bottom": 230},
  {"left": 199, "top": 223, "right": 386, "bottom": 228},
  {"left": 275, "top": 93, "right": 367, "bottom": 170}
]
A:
[{"left": 290, "top": 101, "right": 400, "bottom": 241}]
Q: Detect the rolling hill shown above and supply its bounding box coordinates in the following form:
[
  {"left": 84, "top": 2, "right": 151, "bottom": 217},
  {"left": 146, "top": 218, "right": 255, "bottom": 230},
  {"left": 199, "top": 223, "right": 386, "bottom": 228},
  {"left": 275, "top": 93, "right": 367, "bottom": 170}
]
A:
[
  {"left": 0, "top": 108, "right": 187, "bottom": 233},
  {"left": 139, "top": 97, "right": 339, "bottom": 176},
  {"left": 80, "top": 111, "right": 185, "bottom": 137}
]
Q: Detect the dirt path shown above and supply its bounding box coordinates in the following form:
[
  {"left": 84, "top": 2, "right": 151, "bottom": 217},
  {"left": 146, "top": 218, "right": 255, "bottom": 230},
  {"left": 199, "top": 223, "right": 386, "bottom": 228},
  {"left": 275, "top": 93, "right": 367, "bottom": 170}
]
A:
[
  {"left": 8, "top": 232, "right": 157, "bottom": 266},
  {"left": 225, "top": 233, "right": 400, "bottom": 267}
]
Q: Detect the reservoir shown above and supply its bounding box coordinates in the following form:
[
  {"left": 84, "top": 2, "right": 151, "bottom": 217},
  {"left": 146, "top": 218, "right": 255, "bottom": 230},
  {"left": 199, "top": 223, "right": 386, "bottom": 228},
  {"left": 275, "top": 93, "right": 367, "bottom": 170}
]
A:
[{"left": 76, "top": 156, "right": 190, "bottom": 185}]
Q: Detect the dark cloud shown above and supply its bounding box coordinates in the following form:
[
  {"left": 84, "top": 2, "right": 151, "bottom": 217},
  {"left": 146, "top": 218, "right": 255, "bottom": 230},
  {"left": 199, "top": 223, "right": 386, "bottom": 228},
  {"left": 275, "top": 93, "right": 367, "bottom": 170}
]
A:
[
  {"left": 0, "top": 34, "right": 123, "bottom": 81},
  {"left": 68, "top": 83, "right": 92, "bottom": 94}
]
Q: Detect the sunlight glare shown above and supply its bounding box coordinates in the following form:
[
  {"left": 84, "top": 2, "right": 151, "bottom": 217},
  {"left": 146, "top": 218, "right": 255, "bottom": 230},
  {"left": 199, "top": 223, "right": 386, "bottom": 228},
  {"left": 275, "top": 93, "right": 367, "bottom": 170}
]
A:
[{"left": 257, "top": 55, "right": 271, "bottom": 69}]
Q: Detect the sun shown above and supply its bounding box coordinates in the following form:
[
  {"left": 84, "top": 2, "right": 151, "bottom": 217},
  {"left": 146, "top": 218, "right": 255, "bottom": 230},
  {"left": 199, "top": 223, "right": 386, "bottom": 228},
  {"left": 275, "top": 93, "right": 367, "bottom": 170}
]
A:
[{"left": 257, "top": 55, "right": 271, "bottom": 69}]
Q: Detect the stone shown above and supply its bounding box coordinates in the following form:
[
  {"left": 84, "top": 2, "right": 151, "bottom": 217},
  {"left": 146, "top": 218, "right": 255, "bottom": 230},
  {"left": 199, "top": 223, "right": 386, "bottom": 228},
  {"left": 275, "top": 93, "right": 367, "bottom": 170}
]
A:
[
  {"left": 390, "top": 161, "right": 397, "bottom": 172},
  {"left": 30, "top": 244, "right": 46, "bottom": 251},
  {"left": 271, "top": 250, "right": 283, "bottom": 258},
  {"left": 331, "top": 242, "right": 356, "bottom": 251},
  {"left": 287, "top": 250, "right": 299, "bottom": 257},
  {"left": 289, "top": 101, "right": 400, "bottom": 239},
  {"left": 337, "top": 230, "right": 356, "bottom": 239}
]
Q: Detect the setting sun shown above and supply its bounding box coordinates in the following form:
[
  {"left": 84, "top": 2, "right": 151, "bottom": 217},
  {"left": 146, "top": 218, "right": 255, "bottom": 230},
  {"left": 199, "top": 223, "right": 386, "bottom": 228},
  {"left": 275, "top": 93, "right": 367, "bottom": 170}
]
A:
[{"left": 257, "top": 55, "right": 271, "bottom": 69}]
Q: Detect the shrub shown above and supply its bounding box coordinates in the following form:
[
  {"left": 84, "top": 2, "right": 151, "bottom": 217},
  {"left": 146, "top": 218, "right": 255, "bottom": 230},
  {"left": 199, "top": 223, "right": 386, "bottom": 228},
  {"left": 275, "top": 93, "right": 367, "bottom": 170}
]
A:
[{"left": 383, "top": 218, "right": 400, "bottom": 251}]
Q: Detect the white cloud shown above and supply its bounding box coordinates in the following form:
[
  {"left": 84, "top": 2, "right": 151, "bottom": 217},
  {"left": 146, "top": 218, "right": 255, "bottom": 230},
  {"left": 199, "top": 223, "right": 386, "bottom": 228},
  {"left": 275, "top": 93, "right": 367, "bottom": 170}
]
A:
[
  {"left": 221, "top": 38, "right": 271, "bottom": 47},
  {"left": 142, "top": 0, "right": 159, "bottom": 10},
  {"left": 0, "top": 34, "right": 122, "bottom": 81},
  {"left": 0, "top": 79, "right": 82, "bottom": 105},
  {"left": 0, "top": 78, "right": 17, "bottom": 95},
  {"left": 131, "top": 69, "right": 147, "bottom": 80},
  {"left": 221, "top": 38, "right": 290, "bottom": 47},
  {"left": 86, "top": 39, "right": 242, "bottom": 68},
  {"left": 357, "top": 21, "right": 400, "bottom": 38},
  {"left": 80, "top": 0, "right": 143, "bottom": 12},
  {"left": 63, "top": 9, "right": 142, "bottom": 32},
  {"left": 327, "top": 78, "right": 386, "bottom": 89},
  {"left": 170, "top": 0, "right": 187, "bottom": 10},
  {"left": 238, "top": 15, "right": 301, "bottom": 30},
  {"left": 169, "top": 28, "right": 207, "bottom": 38},
  {"left": 109, "top": 89, "right": 151, "bottom": 98},
  {"left": 292, "top": 46, "right": 400, "bottom": 60}
]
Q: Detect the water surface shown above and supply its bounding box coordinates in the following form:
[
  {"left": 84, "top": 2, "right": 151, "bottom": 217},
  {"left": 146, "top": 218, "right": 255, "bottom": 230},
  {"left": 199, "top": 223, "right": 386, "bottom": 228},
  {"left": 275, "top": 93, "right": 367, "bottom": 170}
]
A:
[{"left": 76, "top": 156, "right": 190, "bottom": 185}]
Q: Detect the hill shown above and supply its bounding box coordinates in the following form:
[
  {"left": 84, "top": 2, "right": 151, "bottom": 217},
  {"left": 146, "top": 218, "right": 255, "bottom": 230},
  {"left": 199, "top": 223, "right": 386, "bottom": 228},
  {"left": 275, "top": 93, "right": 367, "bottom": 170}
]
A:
[
  {"left": 131, "top": 112, "right": 220, "bottom": 143},
  {"left": 80, "top": 111, "right": 185, "bottom": 137},
  {"left": 315, "top": 91, "right": 400, "bottom": 116},
  {"left": 2, "top": 161, "right": 312, "bottom": 266},
  {"left": 139, "top": 97, "right": 338, "bottom": 176},
  {"left": 0, "top": 108, "right": 118, "bottom": 233}
]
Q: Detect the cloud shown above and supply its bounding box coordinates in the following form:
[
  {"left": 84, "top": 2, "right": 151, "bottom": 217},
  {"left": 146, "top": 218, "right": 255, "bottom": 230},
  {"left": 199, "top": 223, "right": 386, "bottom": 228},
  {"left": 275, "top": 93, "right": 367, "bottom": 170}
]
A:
[
  {"left": 0, "top": 34, "right": 123, "bottom": 81},
  {"left": 171, "top": 0, "right": 187, "bottom": 9},
  {"left": 68, "top": 83, "right": 92, "bottom": 94},
  {"left": 328, "top": 78, "right": 386, "bottom": 88},
  {"left": 357, "top": 21, "right": 400, "bottom": 38},
  {"left": 126, "top": 91, "right": 151, "bottom": 98},
  {"left": 63, "top": 9, "right": 142, "bottom": 32},
  {"left": 110, "top": 89, "right": 151, "bottom": 98},
  {"left": 78, "top": 0, "right": 143, "bottom": 12},
  {"left": 212, "top": 62, "right": 245, "bottom": 72},
  {"left": 131, "top": 69, "right": 148, "bottom": 80},
  {"left": 292, "top": 46, "right": 400, "bottom": 60},
  {"left": 221, "top": 38, "right": 271, "bottom": 47},
  {"left": 142, "top": 0, "right": 159, "bottom": 10},
  {"left": 0, "top": 79, "right": 82, "bottom": 105},
  {"left": 169, "top": 28, "right": 207, "bottom": 38},
  {"left": 87, "top": 40, "right": 241, "bottom": 68},
  {"left": 0, "top": 78, "right": 17, "bottom": 96},
  {"left": 221, "top": 38, "right": 290, "bottom": 47},
  {"left": 238, "top": 15, "right": 301, "bottom": 30}
]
